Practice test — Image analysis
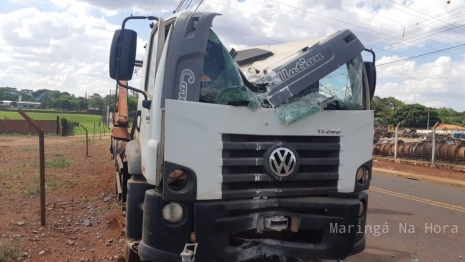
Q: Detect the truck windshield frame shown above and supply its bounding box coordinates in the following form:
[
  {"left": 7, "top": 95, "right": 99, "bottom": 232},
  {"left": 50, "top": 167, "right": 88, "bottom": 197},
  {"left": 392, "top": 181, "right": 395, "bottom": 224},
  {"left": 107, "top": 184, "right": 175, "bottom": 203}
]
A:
[
  {"left": 319, "top": 54, "right": 366, "bottom": 110},
  {"left": 198, "top": 30, "right": 367, "bottom": 113}
]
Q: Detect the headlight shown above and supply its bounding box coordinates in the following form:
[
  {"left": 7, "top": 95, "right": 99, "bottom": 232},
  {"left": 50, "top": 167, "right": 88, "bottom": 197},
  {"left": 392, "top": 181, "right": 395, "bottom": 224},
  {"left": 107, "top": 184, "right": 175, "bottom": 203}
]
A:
[
  {"left": 168, "top": 170, "right": 187, "bottom": 191},
  {"left": 356, "top": 167, "right": 369, "bottom": 184},
  {"left": 162, "top": 202, "right": 183, "bottom": 223},
  {"left": 359, "top": 200, "right": 366, "bottom": 217}
]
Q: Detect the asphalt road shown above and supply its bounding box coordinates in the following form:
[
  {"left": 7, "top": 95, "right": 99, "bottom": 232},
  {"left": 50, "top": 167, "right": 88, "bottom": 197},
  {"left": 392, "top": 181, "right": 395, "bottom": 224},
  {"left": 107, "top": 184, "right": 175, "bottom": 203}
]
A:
[{"left": 346, "top": 172, "right": 465, "bottom": 262}]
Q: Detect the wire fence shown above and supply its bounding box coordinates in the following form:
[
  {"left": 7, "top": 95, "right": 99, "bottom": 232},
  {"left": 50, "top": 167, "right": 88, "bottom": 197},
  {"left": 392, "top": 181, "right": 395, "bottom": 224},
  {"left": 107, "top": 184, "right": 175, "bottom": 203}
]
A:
[{"left": 373, "top": 125, "right": 465, "bottom": 165}]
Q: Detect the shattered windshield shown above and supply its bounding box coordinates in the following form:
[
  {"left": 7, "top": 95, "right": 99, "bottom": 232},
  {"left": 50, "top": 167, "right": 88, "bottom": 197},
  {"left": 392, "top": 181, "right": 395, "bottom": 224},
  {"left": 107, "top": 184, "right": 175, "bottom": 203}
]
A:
[
  {"left": 319, "top": 54, "right": 365, "bottom": 110},
  {"left": 268, "top": 54, "right": 366, "bottom": 125},
  {"left": 199, "top": 31, "right": 260, "bottom": 110},
  {"left": 198, "top": 31, "right": 366, "bottom": 125}
]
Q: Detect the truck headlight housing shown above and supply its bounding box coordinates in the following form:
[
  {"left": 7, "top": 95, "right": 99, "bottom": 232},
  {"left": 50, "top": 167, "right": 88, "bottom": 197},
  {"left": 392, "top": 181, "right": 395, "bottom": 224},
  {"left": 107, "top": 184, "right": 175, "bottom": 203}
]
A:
[
  {"left": 162, "top": 202, "right": 183, "bottom": 223},
  {"left": 359, "top": 200, "right": 366, "bottom": 217},
  {"left": 356, "top": 166, "right": 370, "bottom": 184}
]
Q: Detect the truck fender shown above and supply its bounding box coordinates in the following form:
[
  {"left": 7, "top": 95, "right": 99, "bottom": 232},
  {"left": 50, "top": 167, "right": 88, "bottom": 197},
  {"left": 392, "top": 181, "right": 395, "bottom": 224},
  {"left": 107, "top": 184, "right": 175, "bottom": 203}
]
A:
[{"left": 125, "top": 140, "right": 142, "bottom": 175}]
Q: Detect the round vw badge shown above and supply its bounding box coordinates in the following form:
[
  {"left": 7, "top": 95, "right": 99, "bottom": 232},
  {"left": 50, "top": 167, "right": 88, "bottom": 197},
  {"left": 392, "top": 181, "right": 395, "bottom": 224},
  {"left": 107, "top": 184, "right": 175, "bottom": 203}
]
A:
[{"left": 268, "top": 147, "right": 297, "bottom": 177}]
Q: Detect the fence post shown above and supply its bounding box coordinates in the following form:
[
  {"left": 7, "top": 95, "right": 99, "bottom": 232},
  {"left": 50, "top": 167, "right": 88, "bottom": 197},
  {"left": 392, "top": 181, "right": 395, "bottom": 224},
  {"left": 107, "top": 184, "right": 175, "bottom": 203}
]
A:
[
  {"left": 18, "top": 109, "right": 46, "bottom": 227},
  {"left": 56, "top": 116, "right": 60, "bottom": 136},
  {"left": 432, "top": 122, "right": 439, "bottom": 165},
  {"left": 81, "top": 124, "right": 89, "bottom": 156},
  {"left": 394, "top": 123, "right": 400, "bottom": 160},
  {"left": 93, "top": 123, "right": 95, "bottom": 142}
]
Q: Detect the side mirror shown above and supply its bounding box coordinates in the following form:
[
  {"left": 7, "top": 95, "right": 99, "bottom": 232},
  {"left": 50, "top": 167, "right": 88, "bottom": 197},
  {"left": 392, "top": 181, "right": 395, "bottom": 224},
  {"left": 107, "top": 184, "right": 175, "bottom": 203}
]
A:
[
  {"left": 364, "top": 61, "right": 376, "bottom": 101},
  {"left": 109, "top": 29, "right": 137, "bottom": 81}
]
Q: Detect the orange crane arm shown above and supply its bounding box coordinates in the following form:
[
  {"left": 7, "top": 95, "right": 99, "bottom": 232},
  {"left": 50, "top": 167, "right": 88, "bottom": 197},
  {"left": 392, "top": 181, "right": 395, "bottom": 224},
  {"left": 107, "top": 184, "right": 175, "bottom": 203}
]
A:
[{"left": 111, "top": 80, "right": 130, "bottom": 140}]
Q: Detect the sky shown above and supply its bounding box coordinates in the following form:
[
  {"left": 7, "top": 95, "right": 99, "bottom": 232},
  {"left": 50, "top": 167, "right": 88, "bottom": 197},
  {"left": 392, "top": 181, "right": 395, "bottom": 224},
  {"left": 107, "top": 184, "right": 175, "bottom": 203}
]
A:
[{"left": 1, "top": 0, "right": 464, "bottom": 111}]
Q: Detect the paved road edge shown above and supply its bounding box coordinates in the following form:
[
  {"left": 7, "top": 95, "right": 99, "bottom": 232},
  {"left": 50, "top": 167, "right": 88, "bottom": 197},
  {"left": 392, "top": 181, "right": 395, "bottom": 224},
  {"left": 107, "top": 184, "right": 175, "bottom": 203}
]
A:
[{"left": 373, "top": 167, "right": 465, "bottom": 188}]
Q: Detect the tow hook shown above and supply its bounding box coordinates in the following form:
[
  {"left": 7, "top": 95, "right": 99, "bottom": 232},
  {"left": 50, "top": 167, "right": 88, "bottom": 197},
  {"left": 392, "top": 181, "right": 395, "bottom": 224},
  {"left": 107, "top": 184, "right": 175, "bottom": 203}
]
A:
[
  {"left": 264, "top": 215, "right": 289, "bottom": 231},
  {"left": 180, "top": 243, "right": 198, "bottom": 262}
]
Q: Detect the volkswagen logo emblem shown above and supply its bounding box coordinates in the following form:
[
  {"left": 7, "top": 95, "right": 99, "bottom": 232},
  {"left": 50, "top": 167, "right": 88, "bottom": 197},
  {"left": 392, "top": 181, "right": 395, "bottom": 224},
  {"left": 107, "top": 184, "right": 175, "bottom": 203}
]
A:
[{"left": 269, "top": 147, "right": 297, "bottom": 177}]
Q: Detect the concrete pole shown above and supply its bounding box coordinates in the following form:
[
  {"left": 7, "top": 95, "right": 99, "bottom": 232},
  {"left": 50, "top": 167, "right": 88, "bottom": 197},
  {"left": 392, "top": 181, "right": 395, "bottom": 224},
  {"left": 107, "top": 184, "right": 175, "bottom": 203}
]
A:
[
  {"left": 432, "top": 122, "right": 439, "bottom": 164},
  {"left": 394, "top": 122, "right": 401, "bottom": 160}
]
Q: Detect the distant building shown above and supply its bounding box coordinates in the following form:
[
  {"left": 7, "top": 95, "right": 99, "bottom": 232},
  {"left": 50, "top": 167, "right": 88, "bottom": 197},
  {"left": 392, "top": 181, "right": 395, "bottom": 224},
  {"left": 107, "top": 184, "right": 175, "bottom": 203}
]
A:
[
  {"left": 0, "top": 100, "right": 12, "bottom": 106},
  {"left": 0, "top": 100, "right": 13, "bottom": 109},
  {"left": 16, "top": 95, "right": 41, "bottom": 108},
  {"left": 17, "top": 102, "right": 41, "bottom": 108}
]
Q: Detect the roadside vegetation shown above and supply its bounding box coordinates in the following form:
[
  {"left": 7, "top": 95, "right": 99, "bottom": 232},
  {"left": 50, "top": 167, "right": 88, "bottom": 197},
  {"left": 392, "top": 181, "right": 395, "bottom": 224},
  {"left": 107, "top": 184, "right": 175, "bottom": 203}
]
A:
[
  {"left": 0, "top": 111, "right": 105, "bottom": 135},
  {"left": 0, "top": 242, "right": 20, "bottom": 262}
]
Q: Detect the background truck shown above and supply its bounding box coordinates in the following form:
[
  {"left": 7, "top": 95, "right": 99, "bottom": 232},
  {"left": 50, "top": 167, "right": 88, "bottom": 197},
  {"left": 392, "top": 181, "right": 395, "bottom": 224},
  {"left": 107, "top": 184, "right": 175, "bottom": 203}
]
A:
[{"left": 108, "top": 10, "right": 377, "bottom": 262}]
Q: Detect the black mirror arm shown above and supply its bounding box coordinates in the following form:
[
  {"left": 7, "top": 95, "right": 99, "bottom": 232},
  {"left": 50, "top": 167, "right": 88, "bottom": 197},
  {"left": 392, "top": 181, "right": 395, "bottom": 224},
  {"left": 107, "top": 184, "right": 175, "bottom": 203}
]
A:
[
  {"left": 364, "top": 48, "right": 376, "bottom": 64},
  {"left": 112, "top": 15, "right": 156, "bottom": 102},
  {"left": 117, "top": 80, "right": 148, "bottom": 101},
  {"left": 122, "top": 16, "right": 158, "bottom": 30}
]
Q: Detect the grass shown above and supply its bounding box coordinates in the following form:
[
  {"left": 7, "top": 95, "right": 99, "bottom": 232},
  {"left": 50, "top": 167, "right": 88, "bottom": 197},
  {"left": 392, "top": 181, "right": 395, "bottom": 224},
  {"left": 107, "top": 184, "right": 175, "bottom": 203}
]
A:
[
  {"left": 31, "top": 155, "right": 71, "bottom": 168},
  {"left": 25, "top": 184, "right": 40, "bottom": 195},
  {"left": 25, "top": 174, "right": 59, "bottom": 195},
  {"left": 0, "top": 170, "right": 21, "bottom": 180},
  {"left": 0, "top": 111, "right": 105, "bottom": 135},
  {"left": 19, "top": 147, "right": 38, "bottom": 152},
  {"left": 0, "top": 244, "right": 20, "bottom": 262},
  {"left": 0, "top": 132, "right": 58, "bottom": 137}
]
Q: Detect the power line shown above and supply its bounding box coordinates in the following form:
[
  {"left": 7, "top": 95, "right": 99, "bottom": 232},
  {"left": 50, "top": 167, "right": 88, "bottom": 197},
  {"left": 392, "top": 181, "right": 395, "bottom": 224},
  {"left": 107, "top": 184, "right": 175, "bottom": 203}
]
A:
[
  {"left": 366, "top": 7, "right": 465, "bottom": 46},
  {"left": 137, "top": 0, "right": 156, "bottom": 34},
  {"left": 378, "top": 42, "right": 465, "bottom": 66},
  {"left": 195, "top": 0, "right": 204, "bottom": 11},
  {"left": 212, "top": 25, "right": 283, "bottom": 43},
  {"left": 175, "top": 0, "right": 186, "bottom": 13},
  {"left": 207, "top": 0, "right": 327, "bottom": 36},
  {"left": 305, "top": 0, "right": 405, "bottom": 31},
  {"left": 386, "top": 0, "right": 465, "bottom": 35},
  {"left": 374, "top": 21, "right": 465, "bottom": 58},
  {"left": 112, "top": 0, "right": 153, "bottom": 11},
  {"left": 254, "top": 0, "right": 398, "bottom": 41},
  {"left": 200, "top": 0, "right": 465, "bottom": 69},
  {"left": 182, "top": 0, "right": 194, "bottom": 11},
  {"left": 240, "top": 0, "right": 465, "bottom": 64}
]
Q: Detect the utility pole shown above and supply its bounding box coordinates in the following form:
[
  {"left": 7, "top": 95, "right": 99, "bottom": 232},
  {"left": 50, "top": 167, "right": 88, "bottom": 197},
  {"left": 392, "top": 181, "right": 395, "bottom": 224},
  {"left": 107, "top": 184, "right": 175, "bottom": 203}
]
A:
[{"left": 427, "top": 109, "right": 430, "bottom": 130}]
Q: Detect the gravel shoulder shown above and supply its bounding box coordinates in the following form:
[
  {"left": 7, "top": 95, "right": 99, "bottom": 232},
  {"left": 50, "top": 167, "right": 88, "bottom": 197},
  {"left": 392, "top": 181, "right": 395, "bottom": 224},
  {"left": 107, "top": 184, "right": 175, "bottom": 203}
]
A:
[
  {"left": 373, "top": 159, "right": 465, "bottom": 188},
  {"left": 0, "top": 135, "right": 124, "bottom": 262},
  {"left": 2, "top": 134, "right": 464, "bottom": 262}
]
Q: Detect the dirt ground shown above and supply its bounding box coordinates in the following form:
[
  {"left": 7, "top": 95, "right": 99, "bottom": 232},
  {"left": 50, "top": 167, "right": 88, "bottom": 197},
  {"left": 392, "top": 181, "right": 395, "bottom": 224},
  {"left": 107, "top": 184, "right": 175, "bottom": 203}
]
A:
[
  {"left": 1, "top": 135, "right": 465, "bottom": 262},
  {"left": 373, "top": 159, "right": 465, "bottom": 182},
  {"left": 0, "top": 135, "right": 124, "bottom": 262}
]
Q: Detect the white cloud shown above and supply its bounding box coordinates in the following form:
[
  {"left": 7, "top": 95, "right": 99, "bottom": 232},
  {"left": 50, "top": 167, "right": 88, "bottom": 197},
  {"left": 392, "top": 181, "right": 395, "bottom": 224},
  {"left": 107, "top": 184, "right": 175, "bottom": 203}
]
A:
[
  {"left": 376, "top": 54, "right": 465, "bottom": 110},
  {"left": 0, "top": 0, "right": 464, "bottom": 112},
  {"left": 425, "top": 101, "right": 446, "bottom": 108}
]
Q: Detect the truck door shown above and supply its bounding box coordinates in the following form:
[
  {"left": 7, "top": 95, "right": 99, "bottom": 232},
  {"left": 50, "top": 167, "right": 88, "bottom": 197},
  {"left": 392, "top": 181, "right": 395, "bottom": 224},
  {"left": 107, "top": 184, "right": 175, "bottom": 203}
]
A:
[{"left": 139, "top": 18, "right": 165, "bottom": 181}]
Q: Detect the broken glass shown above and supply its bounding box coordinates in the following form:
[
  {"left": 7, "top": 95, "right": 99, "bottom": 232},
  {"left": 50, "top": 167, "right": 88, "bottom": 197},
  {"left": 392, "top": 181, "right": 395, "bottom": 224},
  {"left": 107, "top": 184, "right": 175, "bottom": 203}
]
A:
[
  {"left": 199, "top": 31, "right": 260, "bottom": 111},
  {"left": 275, "top": 83, "right": 332, "bottom": 126},
  {"left": 273, "top": 54, "right": 365, "bottom": 125},
  {"left": 198, "top": 29, "right": 366, "bottom": 125}
]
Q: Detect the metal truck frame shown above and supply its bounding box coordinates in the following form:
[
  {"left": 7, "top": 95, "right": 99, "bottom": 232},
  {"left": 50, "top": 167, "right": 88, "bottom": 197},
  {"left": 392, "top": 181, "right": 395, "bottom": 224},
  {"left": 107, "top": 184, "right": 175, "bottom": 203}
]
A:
[{"left": 108, "top": 11, "right": 377, "bottom": 262}]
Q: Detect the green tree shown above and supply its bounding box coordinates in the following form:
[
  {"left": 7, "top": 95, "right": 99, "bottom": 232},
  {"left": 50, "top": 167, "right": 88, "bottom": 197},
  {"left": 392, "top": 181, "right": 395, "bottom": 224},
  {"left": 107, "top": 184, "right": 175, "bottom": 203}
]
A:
[
  {"left": 436, "top": 107, "right": 464, "bottom": 126},
  {"left": 89, "top": 96, "right": 104, "bottom": 110},
  {"left": 51, "top": 98, "right": 60, "bottom": 109},
  {"left": 78, "top": 98, "right": 88, "bottom": 111},
  {"left": 371, "top": 96, "right": 405, "bottom": 125},
  {"left": 69, "top": 100, "right": 79, "bottom": 111},
  {"left": 387, "top": 104, "right": 439, "bottom": 128},
  {"left": 128, "top": 97, "right": 138, "bottom": 113}
]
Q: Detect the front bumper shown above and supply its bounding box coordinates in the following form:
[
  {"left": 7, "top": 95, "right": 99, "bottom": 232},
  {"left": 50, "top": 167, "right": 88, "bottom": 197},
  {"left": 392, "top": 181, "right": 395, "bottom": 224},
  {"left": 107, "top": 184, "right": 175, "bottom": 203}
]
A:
[{"left": 138, "top": 190, "right": 368, "bottom": 262}]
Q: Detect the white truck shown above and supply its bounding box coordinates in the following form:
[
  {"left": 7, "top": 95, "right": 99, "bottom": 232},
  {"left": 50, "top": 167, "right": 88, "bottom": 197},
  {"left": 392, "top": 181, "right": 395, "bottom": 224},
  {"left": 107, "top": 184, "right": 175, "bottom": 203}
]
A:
[{"left": 109, "top": 10, "right": 377, "bottom": 262}]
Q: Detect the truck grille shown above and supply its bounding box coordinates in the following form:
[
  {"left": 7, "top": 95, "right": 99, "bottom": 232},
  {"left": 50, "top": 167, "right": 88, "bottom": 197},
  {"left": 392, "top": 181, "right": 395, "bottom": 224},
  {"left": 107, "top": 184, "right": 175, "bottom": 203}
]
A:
[{"left": 221, "top": 134, "right": 340, "bottom": 199}]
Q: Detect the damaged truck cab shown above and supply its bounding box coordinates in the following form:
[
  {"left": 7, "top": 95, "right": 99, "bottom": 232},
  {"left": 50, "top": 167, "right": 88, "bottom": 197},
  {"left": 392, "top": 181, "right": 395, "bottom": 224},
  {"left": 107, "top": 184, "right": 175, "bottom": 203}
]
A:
[{"left": 109, "top": 11, "right": 376, "bottom": 262}]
